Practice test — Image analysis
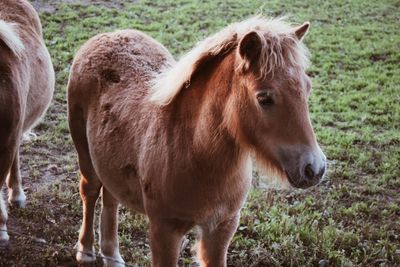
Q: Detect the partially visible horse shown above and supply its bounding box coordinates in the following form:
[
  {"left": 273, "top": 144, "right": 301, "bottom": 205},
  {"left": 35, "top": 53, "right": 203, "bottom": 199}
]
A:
[
  {"left": 0, "top": 0, "right": 54, "bottom": 243},
  {"left": 68, "top": 17, "right": 326, "bottom": 266}
]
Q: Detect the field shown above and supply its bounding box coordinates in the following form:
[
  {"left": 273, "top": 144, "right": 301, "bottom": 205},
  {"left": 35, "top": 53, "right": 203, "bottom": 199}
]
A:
[{"left": 1, "top": 0, "right": 399, "bottom": 266}]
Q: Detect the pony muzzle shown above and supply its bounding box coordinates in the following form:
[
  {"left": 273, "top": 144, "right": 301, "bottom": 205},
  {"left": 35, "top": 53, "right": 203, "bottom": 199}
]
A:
[{"left": 280, "top": 145, "right": 327, "bottom": 189}]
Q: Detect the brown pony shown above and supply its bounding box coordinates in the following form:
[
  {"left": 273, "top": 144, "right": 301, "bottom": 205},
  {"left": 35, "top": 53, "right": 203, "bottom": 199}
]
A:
[
  {"left": 68, "top": 17, "right": 326, "bottom": 267},
  {"left": 0, "top": 0, "right": 54, "bottom": 243}
]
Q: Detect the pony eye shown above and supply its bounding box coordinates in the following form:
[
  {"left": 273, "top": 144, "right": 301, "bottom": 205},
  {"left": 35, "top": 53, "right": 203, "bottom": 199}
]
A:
[{"left": 256, "top": 92, "right": 274, "bottom": 108}]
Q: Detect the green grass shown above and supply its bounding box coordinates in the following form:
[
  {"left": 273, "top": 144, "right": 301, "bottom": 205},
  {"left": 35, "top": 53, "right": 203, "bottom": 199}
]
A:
[{"left": 1, "top": 0, "right": 399, "bottom": 266}]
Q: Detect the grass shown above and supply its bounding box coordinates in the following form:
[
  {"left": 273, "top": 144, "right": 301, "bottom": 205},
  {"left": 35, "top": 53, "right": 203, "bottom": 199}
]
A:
[{"left": 1, "top": 0, "right": 399, "bottom": 266}]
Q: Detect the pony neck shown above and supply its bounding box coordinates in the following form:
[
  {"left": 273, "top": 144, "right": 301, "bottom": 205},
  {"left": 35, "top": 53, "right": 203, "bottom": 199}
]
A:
[{"left": 161, "top": 52, "right": 246, "bottom": 168}]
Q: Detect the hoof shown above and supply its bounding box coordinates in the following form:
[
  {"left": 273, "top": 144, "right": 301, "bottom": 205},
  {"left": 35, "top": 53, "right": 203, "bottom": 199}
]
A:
[
  {"left": 102, "top": 256, "right": 125, "bottom": 267},
  {"left": 23, "top": 131, "right": 37, "bottom": 142},
  {"left": 76, "top": 250, "right": 97, "bottom": 263},
  {"left": 8, "top": 190, "right": 26, "bottom": 208},
  {"left": 76, "top": 242, "right": 96, "bottom": 264},
  {"left": 100, "top": 250, "right": 125, "bottom": 267},
  {"left": 0, "top": 229, "right": 9, "bottom": 247},
  {"left": 0, "top": 240, "right": 9, "bottom": 249}
]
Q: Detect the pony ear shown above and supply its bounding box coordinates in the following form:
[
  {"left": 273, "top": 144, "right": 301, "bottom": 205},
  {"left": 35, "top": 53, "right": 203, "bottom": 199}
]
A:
[
  {"left": 294, "top": 22, "right": 310, "bottom": 41},
  {"left": 239, "top": 31, "right": 263, "bottom": 62}
]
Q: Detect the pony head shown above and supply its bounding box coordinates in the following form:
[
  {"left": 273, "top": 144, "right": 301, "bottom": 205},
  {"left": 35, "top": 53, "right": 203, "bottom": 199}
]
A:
[{"left": 227, "top": 18, "right": 326, "bottom": 188}]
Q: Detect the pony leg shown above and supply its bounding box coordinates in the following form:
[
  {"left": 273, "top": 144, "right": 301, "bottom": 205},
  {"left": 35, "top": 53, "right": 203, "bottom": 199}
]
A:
[
  {"left": 197, "top": 214, "right": 240, "bottom": 267},
  {"left": 0, "top": 191, "right": 9, "bottom": 245},
  {"left": 149, "top": 218, "right": 193, "bottom": 267},
  {"left": 6, "top": 147, "right": 26, "bottom": 208},
  {"left": 0, "top": 145, "right": 17, "bottom": 245},
  {"left": 76, "top": 173, "right": 102, "bottom": 263},
  {"left": 99, "top": 187, "right": 124, "bottom": 267},
  {"left": 68, "top": 100, "right": 102, "bottom": 263}
]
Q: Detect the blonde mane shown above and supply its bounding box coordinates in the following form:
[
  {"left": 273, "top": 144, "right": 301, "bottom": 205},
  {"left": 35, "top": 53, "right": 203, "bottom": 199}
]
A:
[{"left": 150, "top": 17, "right": 310, "bottom": 106}]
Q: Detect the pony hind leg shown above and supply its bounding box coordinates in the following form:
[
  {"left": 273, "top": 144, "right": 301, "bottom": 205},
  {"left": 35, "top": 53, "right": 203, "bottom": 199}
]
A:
[
  {"left": 0, "top": 113, "right": 21, "bottom": 244},
  {"left": 99, "top": 187, "right": 124, "bottom": 267},
  {"left": 6, "top": 147, "right": 26, "bottom": 208},
  {"left": 0, "top": 192, "right": 9, "bottom": 245},
  {"left": 76, "top": 172, "right": 102, "bottom": 263},
  {"left": 197, "top": 214, "right": 240, "bottom": 267},
  {"left": 75, "top": 155, "right": 102, "bottom": 263},
  {"left": 0, "top": 139, "right": 19, "bottom": 244},
  {"left": 68, "top": 106, "right": 102, "bottom": 263}
]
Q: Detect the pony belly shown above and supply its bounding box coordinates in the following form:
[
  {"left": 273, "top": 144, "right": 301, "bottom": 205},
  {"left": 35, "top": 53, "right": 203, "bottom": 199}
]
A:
[{"left": 94, "top": 163, "right": 145, "bottom": 213}]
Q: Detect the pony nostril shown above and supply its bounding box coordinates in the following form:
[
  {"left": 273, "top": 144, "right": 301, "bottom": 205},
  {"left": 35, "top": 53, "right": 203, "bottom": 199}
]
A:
[{"left": 304, "top": 164, "right": 315, "bottom": 180}]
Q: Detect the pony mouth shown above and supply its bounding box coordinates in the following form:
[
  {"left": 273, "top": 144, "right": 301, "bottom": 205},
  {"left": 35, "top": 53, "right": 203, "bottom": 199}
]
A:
[{"left": 284, "top": 170, "right": 321, "bottom": 189}]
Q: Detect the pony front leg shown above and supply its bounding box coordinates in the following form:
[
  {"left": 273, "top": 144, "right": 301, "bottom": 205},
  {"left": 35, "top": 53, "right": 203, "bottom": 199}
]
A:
[
  {"left": 99, "top": 187, "right": 124, "bottom": 267},
  {"left": 149, "top": 217, "right": 193, "bottom": 267},
  {"left": 76, "top": 173, "right": 102, "bottom": 263},
  {"left": 6, "top": 147, "right": 26, "bottom": 208},
  {"left": 198, "top": 214, "right": 240, "bottom": 267}
]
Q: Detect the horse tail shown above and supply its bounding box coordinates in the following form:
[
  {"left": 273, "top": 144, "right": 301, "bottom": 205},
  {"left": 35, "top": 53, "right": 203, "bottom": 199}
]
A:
[{"left": 0, "top": 20, "right": 24, "bottom": 58}]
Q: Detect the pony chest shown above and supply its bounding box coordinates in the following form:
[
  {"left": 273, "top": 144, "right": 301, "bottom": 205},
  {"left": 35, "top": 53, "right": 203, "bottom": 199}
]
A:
[{"left": 143, "top": 167, "right": 252, "bottom": 222}]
